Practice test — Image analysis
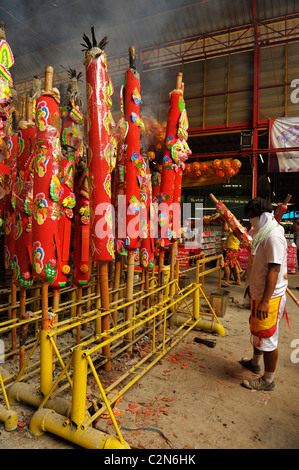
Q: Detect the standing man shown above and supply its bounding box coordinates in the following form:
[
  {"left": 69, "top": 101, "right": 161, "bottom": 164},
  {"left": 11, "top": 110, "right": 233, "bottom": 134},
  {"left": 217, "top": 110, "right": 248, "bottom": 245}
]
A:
[
  {"left": 240, "top": 198, "right": 288, "bottom": 391},
  {"left": 222, "top": 221, "right": 241, "bottom": 287}
]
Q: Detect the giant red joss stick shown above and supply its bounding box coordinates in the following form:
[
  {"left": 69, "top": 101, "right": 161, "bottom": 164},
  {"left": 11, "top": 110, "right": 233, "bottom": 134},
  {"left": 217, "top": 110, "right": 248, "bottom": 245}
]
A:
[
  {"left": 73, "top": 157, "right": 90, "bottom": 343},
  {"left": 209, "top": 193, "right": 252, "bottom": 251},
  {"left": 110, "top": 116, "right": 124, "bottom": 324},
  {"left": 172, "top": 84, "right": 191, "bottom": 236},
  {"left": 156, "top": 73, "right": 185, "bottom": 307},
  {"left": 140, "top": 165, "right": 155, "bottom": 314},
  {"left": 83, "top": 29, "right": 114, "bottom": 369},
  {"left": 0, "top": 25, "right": 17, "bottom": 355},
  {"left": 171, "top": 79, "right": 191, "bottom": 288},
  {"left": 210, "top": 192, "right": 292, "bottom": 252},
  {"left": 274, "top": 194, "right": 292, "bottom": 222},
  {"left": 140, "top": 169, "right": 154, "bottom": 271},
  {"left": 32, "top": 66, "right": 61, "bottom": 394},
  {"left": 48, "top": 69, "right": 85, "bottom": 316},
  {"left": 3, "top": 132, "right": 17, "bottom": 273},
  {"left": 1, "top": 27, "right": 17, "bottom": 275},
  {"left": 73, "top": 159, "right": 90, "bottom": 289},
  {"left": 65, "top": 71, "right": 90, "bottom": 302},
  {"left": 4, "top": 133, "right": 17, "bottom": 359},
  {"left": 14, "top": 97, "right": 35, "bottom": 370},
  {"left": 122, "top": 46, "right": 142, "bottom": 351},
  {"left": 158, "top": 72, "right": 184, "bottom": 250}
]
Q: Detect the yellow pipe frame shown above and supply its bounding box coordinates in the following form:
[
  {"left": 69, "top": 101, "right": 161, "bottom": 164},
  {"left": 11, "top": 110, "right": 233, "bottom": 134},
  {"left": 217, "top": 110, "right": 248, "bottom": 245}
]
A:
[
  {"left": 0, "top": 371, "right": 17, "bottom": 431},
  {"left": 29, "top": 408, "right": 130, "bottom": 449},
  {"left": 0, "top": 254, "right": 225, "bottom": 448}
]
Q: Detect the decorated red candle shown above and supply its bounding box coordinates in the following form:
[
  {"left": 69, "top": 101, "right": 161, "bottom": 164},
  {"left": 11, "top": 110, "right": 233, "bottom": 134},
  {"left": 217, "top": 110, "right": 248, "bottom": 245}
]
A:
[
  {"left": 157, "top": 73, "right": 186, "bottom": 248},
  {"left": 13, "top": 100, "right": 35, "bottom": 287},
  {"left": 123, "top": 46, "right": 142, "bottom": 251},
  {"left": 4, "top": 132, "right": 17, "bottom": 271},
  {"left": 0, "top": 32, "right": 16, "bottom": 271},
  {"left": 172, "top": 81, "right": 191, "bottom": 240},
  {"left": 140, "top": 166, "right": 155, "bottom": 269},
  {"left": 84, "top": 34, "right": 114, "bottom": 261},
  {"left": 32, "top": 66, "right": 61, "bottom": 283},
  {"left": 274, "top": 194, "right": 292, "bottom": 222},
  {"left": 210, "top": 193, "right": 252, "bottom": 251},
  {"left": 73, "top": 161, "right": 90, "bottom": 286},
  {"left": 49, "top": 72, "right": 85, "bottom": 288}
]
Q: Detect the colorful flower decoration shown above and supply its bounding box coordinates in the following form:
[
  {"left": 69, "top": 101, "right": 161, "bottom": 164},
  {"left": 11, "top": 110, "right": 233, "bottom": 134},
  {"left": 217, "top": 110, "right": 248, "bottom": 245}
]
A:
[
  {"left": 33, "top": 193, "right": 48, "bottom": 225},
  {"left": 157, "top": 192, "right": 170, "bottom": 202},
  {"left": 132, "top": 87, "right": 141, "bottom": 105},
  {"left": 128, "top": 195, "right": 140, "bottom": 215},
  {"left": 36, "top": 100, "right": 50, "bottom": 132},
  {"left": 163, "top": 154, "right": 173, "bottom": 170},
  {"left": 33, "top": 241, "right": 45, "bottom": 274},
  {"left": 131, "top": 151, "right": 147, "bottom": 177},
  {"left": 131, "top": 112, "right": 144, "bottom": 129},
  {"left": 50, "top": 174, "right": 62, "bottom": 202}
]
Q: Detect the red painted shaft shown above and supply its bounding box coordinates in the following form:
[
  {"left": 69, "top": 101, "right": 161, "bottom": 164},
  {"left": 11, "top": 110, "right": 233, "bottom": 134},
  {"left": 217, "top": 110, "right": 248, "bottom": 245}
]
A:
[
  {"left": 32, "top": 67, "right": 61, "bottom": 283},
  {"left": 85, "top": 50, "right": 114, "bottom": 261},
  {"left": 123, "top": 47, "right": 141, "bottom": 251},
  {"left": 14, "top": 126, "right": 35, "bottom": 286}
]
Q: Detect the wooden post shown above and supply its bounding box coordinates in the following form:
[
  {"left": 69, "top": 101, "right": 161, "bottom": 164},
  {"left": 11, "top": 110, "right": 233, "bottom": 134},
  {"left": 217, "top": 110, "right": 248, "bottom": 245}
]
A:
[
  {"left": 11, "top": 278, "right": 17, "bottom": 359},
  {"left": 19, "top": 288, "right": 28, "bottom": 371},
  {"left": 125, "top": 251, "right": 135, "bottom": 352},
  {"left": 76, "top": 285, "right": 82, "bottom": 344},
  {"left": 99, "top": 262, "right": 111, "bottom": 371},
  {"left": 112, "top": 255, "right": 121, "bottom": 325}
]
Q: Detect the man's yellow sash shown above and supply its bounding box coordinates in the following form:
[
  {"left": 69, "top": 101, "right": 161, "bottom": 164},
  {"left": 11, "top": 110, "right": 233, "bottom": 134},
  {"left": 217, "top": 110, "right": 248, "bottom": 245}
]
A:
[{"left": 250, "top": 296, "right": 282, "bottom": 338}]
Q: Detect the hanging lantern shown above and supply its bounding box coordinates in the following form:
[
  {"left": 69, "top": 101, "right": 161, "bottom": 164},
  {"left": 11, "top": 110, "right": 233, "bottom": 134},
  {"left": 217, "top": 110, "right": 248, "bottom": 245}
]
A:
[
  {"left": 192, "top": 161, "right": 200, "bottom": 174},
  {"left": 232, "top": 159, "right": 242, "bottom": 170},
  {"left": 147, "top": 151, "right": 155, "bottom": 161},
  {"left": 216, "top": 169, "right": 225, "bottom": 178},
  {"left": 200, "top": 162, "right": 208, "bottom": 174},
  {"left": 184, "top": 163, "right": 191, "bottom": 175},
  {"left": 226, "top": 168, "right": 235, "bottom": 178},
  {"left": 213, "top": 159, "right": 221, "bottom": 169},
  {"left": 222, "top": 159, "right": 231, "bottom": 169},
  {"left": 207, "top": 165, "right": 215, "bottom": 176}
]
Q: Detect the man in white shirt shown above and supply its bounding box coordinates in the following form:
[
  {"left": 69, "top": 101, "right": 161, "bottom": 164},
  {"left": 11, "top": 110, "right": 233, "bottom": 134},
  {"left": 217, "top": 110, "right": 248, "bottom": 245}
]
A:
[{"left": 240, "top": 198, "right": 288, "bottom": 391}]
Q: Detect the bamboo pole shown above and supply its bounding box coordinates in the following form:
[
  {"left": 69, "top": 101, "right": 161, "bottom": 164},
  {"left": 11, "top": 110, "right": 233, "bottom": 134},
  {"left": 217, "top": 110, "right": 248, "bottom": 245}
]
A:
[
  {"left": 138, "top": 269, "right": 145, "bottom": 313},
  {"left": 11, "top": 278, "right": 17, "bottom": 359},
  {"left": 112, "top": 255, "right": 122, "bottom": 325},
  {"left": 157, "top": 251, "right": 165, "bottom": 328},
  {"left": 145, "top": 269, "right": 150, "bottom": 328},
  {"left": 51, "top": 288, "right": 60, "bottom": 371},
  {"left": 125, "top": 251, "right": 135, "bottom": 352},
  {"left": 76, "top": 286, "right": 82, "bottom": 344},
  {"left": 19, "top": 288, "right": 28, "bottom": 371},
  {"left": 99, "top": 262, "right": 111, "bottom": 371},
  {"left": 286, "top": 287, "right": 299, "bottom": 307}
]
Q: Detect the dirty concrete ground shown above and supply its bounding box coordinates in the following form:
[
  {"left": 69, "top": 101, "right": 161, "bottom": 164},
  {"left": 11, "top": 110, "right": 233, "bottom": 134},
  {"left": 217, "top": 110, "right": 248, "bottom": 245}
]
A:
[{"left": 0, "top": 269, "right": 299, "bottom": 451}]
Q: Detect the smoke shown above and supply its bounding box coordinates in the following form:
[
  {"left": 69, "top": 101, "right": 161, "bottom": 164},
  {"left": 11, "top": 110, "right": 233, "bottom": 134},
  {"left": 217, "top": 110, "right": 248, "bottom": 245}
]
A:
[{"left": 2, "top": 0, "right": 202, "bottom": 120}]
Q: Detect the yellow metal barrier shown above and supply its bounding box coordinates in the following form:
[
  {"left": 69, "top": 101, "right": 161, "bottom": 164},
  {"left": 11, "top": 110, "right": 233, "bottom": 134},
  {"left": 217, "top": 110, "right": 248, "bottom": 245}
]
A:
[
  {"left": 0, "top": 369, "right": 17, "bottom": 431},
  {"left": 0, "top": 254, "right": 225, "bottom": 448}
]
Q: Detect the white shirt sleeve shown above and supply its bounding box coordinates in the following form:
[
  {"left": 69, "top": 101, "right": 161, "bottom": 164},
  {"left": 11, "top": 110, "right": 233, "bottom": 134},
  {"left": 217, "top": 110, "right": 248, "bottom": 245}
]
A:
[{"left": 263, "top": 234, "right": 286, "bottom": 265}]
